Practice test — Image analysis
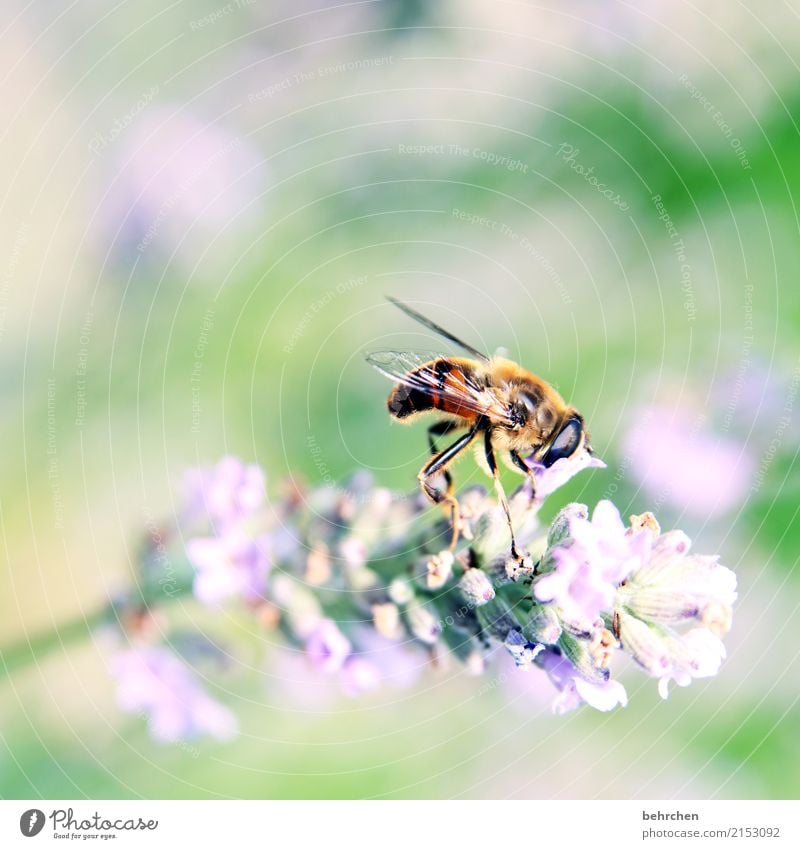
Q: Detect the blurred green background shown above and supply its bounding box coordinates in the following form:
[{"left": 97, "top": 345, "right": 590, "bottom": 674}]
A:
[{"left": 2, "top": 0, "right": 799, "bottom": 799}]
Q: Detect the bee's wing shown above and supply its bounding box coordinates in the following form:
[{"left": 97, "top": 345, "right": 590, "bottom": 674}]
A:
[
  {"left": 386, "top": 297, "right": 490, "bottom": 362},
  {"left": 366, "top": 350, "right": 513, "bottom": 424}
]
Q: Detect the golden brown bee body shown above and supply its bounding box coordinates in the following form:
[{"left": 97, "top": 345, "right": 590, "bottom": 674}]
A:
[{"left": 368, "top": 298, "right": 592, "bottom": 560}]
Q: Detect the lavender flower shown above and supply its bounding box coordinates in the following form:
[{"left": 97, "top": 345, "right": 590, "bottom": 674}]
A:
[
  {"left": 534, "top": 500, "right": 649, "bottom": 623},
  {"left": 622, "top": 405, "right": 754, "bottom": 518},
  {"left": 525, "top": 448, "right": 607, "bottom": 502},
  {"left": 614, "top": 520, "right": 737, "bottom": 698},
  {"left": 95, "top": 110, "right": 265, "bottom": 268},
  {"left": 538, "top": 648, "right": 628, "bottom": 714},
  {"left": 183, "top": 456, "right": 266, "bottom": 531},
  {"left": 186, "top": 532, "right": 269, "bottom": 605},
  {"left": 111, "top": 646, "right": 237, "bottom": 742},
  {"left": 306, "top": 618, "right": 351, "bottom": 674},
  {"left": 99, "top": 450, "right": 737, "bottom": 740}
]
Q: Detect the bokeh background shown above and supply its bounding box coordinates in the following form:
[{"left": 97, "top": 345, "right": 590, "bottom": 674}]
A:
[{"left": 2, "top": 0, "right": 799, "bottom": 799}]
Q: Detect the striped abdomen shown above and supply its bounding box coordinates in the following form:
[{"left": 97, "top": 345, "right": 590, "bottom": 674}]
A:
[{"left": 387, "top": 357, "right": 484, "bottom": 421}]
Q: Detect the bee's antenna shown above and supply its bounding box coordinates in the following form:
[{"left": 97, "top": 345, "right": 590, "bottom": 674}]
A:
[{"left": 386, "top": 296, "right": 490, "bottom": 361}]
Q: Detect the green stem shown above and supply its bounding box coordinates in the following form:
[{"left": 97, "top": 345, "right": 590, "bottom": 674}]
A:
[
  {"left": 0, "top": 572, "right": 196, "bottom": 682},
  {"left": 0, "top": 605, "right": 111, "bottom": 682}
]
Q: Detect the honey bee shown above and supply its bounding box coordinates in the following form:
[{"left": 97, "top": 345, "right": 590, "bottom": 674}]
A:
[{"left": 367, "top": 297, "right": 593, "bottom": 561}]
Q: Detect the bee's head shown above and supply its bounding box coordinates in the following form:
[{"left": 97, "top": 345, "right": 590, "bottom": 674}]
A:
[{"left": 540, "top": 413, "right": 588, "bottom": 467}]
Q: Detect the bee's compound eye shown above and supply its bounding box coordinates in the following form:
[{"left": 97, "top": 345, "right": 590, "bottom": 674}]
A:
[{"left": 543, "top": 417, "right": 582, "bottom": 467}]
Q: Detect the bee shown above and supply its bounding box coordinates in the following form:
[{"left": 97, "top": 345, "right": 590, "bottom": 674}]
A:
[{"left": 367, "top": 297, "right": 593, "bottom": 562}]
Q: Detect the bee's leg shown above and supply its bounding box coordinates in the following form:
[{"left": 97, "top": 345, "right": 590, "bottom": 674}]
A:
[
  {"left": 419, "top": 425, "right": 478, "bottom": 549},
  {"left": 427, "top": 420, "right": 461, "bottom": 500},
  {"left": 510, "top": 449, "right": 537, "bottom": 500},
  {"left": 486, "top": 432, "right": 524, "bottom": 562}
]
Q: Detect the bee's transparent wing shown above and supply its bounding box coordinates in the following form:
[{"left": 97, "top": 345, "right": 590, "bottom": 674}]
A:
[{"left": 366, "top": 350, "right": 513, "bottom": 424}]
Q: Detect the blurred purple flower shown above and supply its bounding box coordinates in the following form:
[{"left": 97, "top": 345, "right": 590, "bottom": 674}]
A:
[
  {"left": 186, "top": 532, "right": 270, "bottom": 606},
  {"left": 346, "top": 630, "right": 425, "bottom": 692},
  {"left": 534, "top": 500, "right": 649, "bottom": 622},
  {"left": 111, "top": 646, "right": 237, "bottom": 742},
  {"left": 306, "top": 618, "right": 351, "bottom": 674},
  {"left": 340, "top": 656, "right": 382, "bottom": 697},
  {"left": 183, "top": 456, "right": 266, "bottom": 531},
  {"left": 622, "top": 405, "right": 754, "bottom": 518},
  {"left": 96, "top": 109, "right": 264, "bottom": 265}
]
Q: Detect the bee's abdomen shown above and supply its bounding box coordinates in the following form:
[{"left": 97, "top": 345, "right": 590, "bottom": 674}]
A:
[{"left": 387, "top": 358, "right": 479, "bottom": 420}]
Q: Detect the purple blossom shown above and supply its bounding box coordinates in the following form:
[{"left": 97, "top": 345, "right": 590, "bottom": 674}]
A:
[
  {"left": 526, "top": 448, "right": 606, "bottom": 502},
  {"left": 538, "top": 649, "right": 628, "bottom": 714},
  {"left": 186, "top": 532, "right": 269, "bottom": 605},
  {"left": 343, "top": 631, "right": 425, "bottom": 692},
  {"left": 111, "top": 646, "right": 237, "bottom": 742},
  {"left": 306, "top": 618, "right": 351, "bottom": 674},
  {"left": 534, "top": 500, "right": 649, "bottom": 622},
  {"left": 183, "top": 456, "right": 266, "bottom": 531},
  {"left": 340, "top": 656, "right": 382, "bottom": 697},
  {"left": 95, "top": 110, "right": 264, "bottom": 267},
  {"left": 622, "top": 405, "right": 754, "bottom": 518}
]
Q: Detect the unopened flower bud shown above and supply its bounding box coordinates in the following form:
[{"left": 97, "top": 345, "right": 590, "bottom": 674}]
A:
[
  {"left": 427, "top": 550, "right": 454, "bottom": 589},
  {"left": 476, "top": 597, "right": 520, "bottom": 642},
  {"left": 547, "top": 502, "right": 589, "bottom": 548},
  {"left": 388, "top": 577, "right": 414, "bottom": 605},
  {"left": 372, "top": 602, "right": 403, "bottom": 640},
  {"left": 305, "top": 542, "right": 331, "bottom": 586},
  {"left": 558, "top": 631, "right": 609, "bottom": 684},
  {"left": 458, "top": 568, "right": 496, "bottom": 606},
  {"left": 522, "top": 604, "right": 562, "bottom": 645},
  {"left": 406, "top": 600, "right": 441, "bottom": 645}
]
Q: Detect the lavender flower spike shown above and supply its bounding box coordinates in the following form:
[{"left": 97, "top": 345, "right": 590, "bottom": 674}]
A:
[
  {"left": 95, "top": 454, "right": 738, "bottom": 741},
  {"left": 111, "top": 646, "right": 238, "bottom": 742}
]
